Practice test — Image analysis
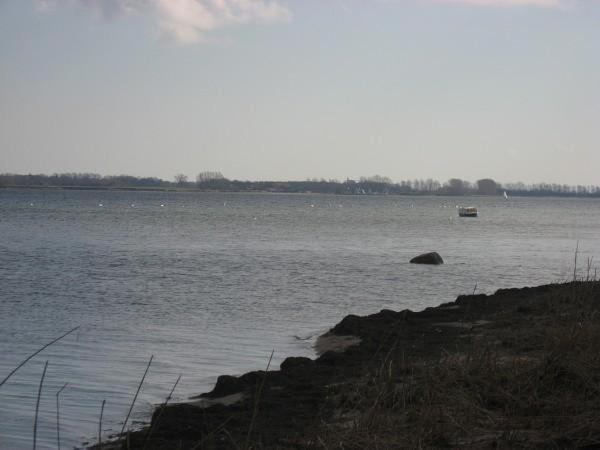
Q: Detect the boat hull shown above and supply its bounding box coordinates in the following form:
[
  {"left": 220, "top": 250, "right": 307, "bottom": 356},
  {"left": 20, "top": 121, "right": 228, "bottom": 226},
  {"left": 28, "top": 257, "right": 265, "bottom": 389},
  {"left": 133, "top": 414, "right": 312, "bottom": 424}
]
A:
[{"left": 458, "top": 207, "right": 478, "bottom": 217}]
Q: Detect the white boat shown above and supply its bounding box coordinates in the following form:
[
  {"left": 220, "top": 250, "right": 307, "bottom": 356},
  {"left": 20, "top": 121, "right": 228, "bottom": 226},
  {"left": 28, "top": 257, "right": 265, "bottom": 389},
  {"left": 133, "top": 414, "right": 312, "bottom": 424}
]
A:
[
  {"left": 503, "top": 191, "right": 509, "bottom": 200},
  {"left": 458, "top": 206, "right": 478, "bottom": 217}
]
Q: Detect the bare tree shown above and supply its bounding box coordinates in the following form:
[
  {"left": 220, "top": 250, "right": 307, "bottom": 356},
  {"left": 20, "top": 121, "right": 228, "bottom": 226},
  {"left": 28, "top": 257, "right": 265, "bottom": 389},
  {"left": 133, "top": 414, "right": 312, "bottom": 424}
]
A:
[
  {"left": 359, "top": 175, "right": 393, "bottom": 184},
  {"left": 196, "top": 171, "right": 225, "bottom": 184},
  {"left": 174, "top": 174, "right": 188, "bottom": 185}
]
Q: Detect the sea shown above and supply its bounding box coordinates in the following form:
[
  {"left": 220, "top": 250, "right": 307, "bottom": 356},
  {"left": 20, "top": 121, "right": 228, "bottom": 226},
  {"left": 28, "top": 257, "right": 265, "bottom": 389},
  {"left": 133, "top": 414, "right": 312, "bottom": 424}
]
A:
[{"left": 1, "top": 189, "right": 599, "bottom": 449}]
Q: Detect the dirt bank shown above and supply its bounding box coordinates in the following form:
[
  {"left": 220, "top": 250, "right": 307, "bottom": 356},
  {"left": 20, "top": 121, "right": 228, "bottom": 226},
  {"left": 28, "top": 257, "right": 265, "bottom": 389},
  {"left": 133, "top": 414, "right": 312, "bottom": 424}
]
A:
[{"left": 101, "top": 281, "right": 600, "bottom": 449}]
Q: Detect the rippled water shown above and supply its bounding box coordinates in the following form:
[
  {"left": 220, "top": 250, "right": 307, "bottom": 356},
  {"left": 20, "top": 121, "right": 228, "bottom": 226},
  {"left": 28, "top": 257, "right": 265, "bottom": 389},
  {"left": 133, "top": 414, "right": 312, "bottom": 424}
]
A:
[{"left": 1, "top": 189, "right": 599, "bottom": 449}]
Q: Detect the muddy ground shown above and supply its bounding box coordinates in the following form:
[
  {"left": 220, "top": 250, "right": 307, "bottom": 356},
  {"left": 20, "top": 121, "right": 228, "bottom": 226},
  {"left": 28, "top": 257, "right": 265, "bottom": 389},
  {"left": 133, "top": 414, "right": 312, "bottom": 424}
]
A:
[{"left": 100, "top": 281, "right": 600, "bottom": 449}]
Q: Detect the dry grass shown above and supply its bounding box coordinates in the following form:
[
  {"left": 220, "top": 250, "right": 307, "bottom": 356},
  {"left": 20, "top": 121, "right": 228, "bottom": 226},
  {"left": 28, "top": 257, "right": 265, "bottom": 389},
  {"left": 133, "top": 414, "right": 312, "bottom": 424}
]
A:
[
  {"left": 104, "top": 280, "right": 600, "bottom": 450},
  {"left": 309, "top": 281, "right": 600, "bottom": 449}
]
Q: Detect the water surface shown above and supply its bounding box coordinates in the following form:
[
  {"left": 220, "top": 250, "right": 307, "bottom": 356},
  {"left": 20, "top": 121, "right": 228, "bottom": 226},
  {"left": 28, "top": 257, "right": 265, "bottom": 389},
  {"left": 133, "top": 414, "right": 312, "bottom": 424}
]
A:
[{"left": 1, "top": 189, "right": 598, "bottom": 448}]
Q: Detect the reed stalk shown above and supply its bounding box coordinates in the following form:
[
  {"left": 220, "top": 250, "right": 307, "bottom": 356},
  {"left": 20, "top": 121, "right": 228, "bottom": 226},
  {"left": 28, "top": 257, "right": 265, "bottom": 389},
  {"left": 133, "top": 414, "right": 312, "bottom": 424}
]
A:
[
  {"left": 574, "top": 240, "right": 580, "bottom": 281},
  {"left": 33, "top": 361, "right": 49, "bottom": 450},
  {"left": 120, "top": 355, "right": 153, "bottom": 436},
  {"left": 142, "top": 375, "right": 181, "bottom": 450},
  {"left": 55, "top": 382, "right": 68, "bottom": 450},
  {"left": 0, "top": 326, "right": 79, "bottom": 388},
  {"left": 142, "top": 374, "right": 182, "bottom": 450},
  {"left": 99, "top": 399, "right": 106, "bottom": 449},
  {"left": 244, "top": 349, "right": 274, "bottom": 450}
]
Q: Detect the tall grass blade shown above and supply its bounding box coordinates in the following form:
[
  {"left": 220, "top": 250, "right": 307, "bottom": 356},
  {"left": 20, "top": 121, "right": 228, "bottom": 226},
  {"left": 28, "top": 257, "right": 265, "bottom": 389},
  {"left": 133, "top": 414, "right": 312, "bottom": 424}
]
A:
[
  {"left": 244, "top": 349, "right": 274, "bottom": 450},
  {"left": 574, "top": 240, "right": 580, "bottom": 281},
  {"left": 33, "top": 361, "right": 49, "bottom": 450},
  {"left": 55, "top": 382, "right": 68, "bottom": 450},
  {"left": 120, "top": 355, "right": 153, "bottom": 436},
  {"left": 99, "top": 399, "right": 106, "bottom": 449},
  {"left": 142, "top": 374, "right": 182, "bottom": 450},
  {"left": 0, "top": 326, "right": 79, "bottom": 388}
]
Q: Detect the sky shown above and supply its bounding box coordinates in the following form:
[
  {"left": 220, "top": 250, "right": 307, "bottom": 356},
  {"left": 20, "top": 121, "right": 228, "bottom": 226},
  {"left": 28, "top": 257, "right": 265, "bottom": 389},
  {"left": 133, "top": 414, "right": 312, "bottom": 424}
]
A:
[{"left": 1, "top": 0, "right": 599, "bottom": 185}]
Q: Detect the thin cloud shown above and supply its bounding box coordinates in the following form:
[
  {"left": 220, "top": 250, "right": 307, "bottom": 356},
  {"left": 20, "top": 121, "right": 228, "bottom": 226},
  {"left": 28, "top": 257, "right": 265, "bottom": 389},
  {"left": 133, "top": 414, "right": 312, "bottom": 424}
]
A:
[
  {"left": 35, "top": 0, "right": 291, "bottom": 44},
  {"left": 155, "top": 0, "right": 291, "bottom": 44},
  {"left": 425, "top": 0, "right": 565, "bottom": 7}
]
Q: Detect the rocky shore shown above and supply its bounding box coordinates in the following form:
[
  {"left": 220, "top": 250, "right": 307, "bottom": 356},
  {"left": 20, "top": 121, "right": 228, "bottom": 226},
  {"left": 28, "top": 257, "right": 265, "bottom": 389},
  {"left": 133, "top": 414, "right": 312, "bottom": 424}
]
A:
[{"left": 103, "top": 281, "right": 600, "bottom": 449}]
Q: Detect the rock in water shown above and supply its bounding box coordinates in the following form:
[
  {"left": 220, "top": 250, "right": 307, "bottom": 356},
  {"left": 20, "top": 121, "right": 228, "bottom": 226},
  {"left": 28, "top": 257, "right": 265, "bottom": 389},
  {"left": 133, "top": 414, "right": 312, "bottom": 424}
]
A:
[{"left": 410, "top": 252, "right": 444, "bottom": 265}]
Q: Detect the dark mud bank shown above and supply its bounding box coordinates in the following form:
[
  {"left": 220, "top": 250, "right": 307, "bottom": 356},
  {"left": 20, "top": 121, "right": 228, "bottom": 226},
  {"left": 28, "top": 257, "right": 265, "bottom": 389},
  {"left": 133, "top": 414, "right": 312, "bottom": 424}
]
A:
[{"left": 104, "top": 281, "right": 600, "bottom": 449}]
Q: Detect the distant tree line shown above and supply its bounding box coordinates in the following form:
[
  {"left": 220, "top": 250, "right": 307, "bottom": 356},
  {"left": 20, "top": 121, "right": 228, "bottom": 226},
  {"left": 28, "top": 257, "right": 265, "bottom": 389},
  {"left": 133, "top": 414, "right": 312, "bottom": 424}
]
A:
[
  {"left": 1, "top": 172, "right": 599, "bottom": 197},
  {"left": 0, "top": 173, "right": 167, "bottom": 189}
]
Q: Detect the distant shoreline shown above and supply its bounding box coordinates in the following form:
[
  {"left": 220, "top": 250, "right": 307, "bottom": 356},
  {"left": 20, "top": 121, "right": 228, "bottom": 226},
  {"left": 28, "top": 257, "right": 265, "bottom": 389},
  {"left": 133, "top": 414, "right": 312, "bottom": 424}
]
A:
[
  {"left": 2, "top": 173, "right": 600, "bottom": 198},
  {"left": 2, "top": 184, "right": 600, "bottom": 199},
  {"left": 0, "top": 184, "right": 186, "bottom": 192}
]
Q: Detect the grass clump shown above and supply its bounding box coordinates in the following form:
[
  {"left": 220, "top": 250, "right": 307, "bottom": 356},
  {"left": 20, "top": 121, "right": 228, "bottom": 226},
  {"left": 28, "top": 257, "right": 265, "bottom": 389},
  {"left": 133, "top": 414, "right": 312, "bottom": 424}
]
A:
[{"left": 311, "top": 281, "right": 600, "bottom": 449}]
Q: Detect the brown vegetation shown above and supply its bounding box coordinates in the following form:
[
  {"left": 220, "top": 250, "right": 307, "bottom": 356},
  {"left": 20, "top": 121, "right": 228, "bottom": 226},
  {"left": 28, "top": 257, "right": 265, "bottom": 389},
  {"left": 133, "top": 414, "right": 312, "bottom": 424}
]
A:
[{"left": 102, "top": 280, "right": 600, "bottom": 449}]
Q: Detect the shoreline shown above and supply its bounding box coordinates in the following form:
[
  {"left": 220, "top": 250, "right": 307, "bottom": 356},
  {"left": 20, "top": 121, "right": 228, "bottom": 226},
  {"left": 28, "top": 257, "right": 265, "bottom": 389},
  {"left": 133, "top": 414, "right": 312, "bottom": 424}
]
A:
[
  {"left": 3, "top": 185, "right": 600, "bottom": 199},
  {"left": 100, "top": 280, "right": 600, "bottom": 449}
]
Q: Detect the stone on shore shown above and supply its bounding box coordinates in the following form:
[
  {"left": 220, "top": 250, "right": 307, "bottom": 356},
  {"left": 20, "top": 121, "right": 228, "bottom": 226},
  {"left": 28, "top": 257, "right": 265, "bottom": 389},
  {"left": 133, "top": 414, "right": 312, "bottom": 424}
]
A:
[
  {"left": 280, "top": 356, "right": 314, "bottom": 373},
  {"left": 410, "top": 252, "right": 444, "bottom": 265}
]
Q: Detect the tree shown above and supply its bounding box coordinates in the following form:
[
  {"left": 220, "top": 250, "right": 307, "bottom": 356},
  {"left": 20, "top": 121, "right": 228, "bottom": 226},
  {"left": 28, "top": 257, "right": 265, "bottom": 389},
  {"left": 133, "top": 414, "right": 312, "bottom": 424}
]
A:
[
  {"left": 174, "top": 174, "right": 188, "bottom": 185},
  {"left": 359, "top": 175, "right": 393, "bottom": 184},
  {"left": 477, "top": 178, "right": 497, "bottom": 196},
  {"left": 445, "top": 178, "right": 466, "bottom": 195},
  {"left": 196, "top": 171, "right": 225, "bottom": 184}
]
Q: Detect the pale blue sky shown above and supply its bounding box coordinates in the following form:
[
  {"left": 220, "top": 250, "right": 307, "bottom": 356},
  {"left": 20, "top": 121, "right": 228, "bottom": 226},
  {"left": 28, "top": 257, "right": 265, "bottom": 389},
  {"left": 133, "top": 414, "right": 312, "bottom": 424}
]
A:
[{"left": 1, "top": 0, "right": 599, "bottom": 184}]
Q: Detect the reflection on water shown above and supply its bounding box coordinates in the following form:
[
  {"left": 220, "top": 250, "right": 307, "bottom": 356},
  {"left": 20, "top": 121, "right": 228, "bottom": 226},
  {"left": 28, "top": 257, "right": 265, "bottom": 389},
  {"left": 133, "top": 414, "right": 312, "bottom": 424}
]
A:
[{"left": 0, "top": 189, "right": 599, "bottom": 448}]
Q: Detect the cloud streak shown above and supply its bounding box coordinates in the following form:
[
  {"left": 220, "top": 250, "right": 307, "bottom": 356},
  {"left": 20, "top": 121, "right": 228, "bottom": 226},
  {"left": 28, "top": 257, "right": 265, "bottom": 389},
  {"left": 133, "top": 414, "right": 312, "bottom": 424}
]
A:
[
  {"left": 36, "top": 0, "right": 291, "bottom": 44},
  {"left": 35, "top": 0, "right": 581, "bottom": 45},
  {"left": 424, "top": 0, "right": 565, "bottom": 7}
]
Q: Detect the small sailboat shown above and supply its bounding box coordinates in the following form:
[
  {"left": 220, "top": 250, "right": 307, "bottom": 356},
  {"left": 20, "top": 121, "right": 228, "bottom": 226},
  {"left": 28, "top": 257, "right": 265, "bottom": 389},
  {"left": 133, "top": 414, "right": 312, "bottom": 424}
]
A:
[{"left": 503, "top": 191, "right": 509, "bottom": 200}]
